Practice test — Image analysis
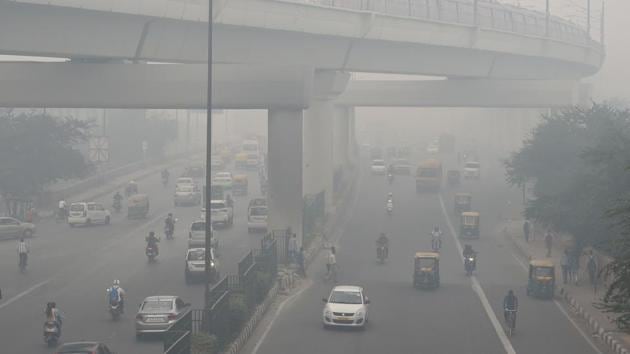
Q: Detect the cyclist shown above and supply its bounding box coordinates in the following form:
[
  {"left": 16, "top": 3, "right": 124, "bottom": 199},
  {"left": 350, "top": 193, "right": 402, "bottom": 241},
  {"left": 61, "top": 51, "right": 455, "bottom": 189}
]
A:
[{"left": 503, "top": 289, "right": 518, "bottom": 329}]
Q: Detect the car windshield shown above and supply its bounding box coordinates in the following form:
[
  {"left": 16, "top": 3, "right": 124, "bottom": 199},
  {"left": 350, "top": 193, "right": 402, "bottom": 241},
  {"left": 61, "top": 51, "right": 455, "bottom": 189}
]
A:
[
  {"left": 187, "top": 249, "right": 205, "bottom": 261},
  {"left": 211, "top": 202, "right": 226, "bottom": 209},
  {"left": 191, "top": 222, "right": 205, "bottom": 231},
  {"left": 177, "top": 186, "right": 193, "bottom": 192},
  {"left": 329, "top": 291, "right": 363, "bottom": 304},
  {"left": 177, "top": 178, "right": 193, "bottom": 184},
  {"left": 372, "top": 160, "right": 385, "bottom": 166},
  {"left": 419, "top": 168, "right": 438, "bottom": 177},
  {"left": 465, "top": 162, "right": 480, "bottom": 168},
  {"left": 70, "top": 204, "right": 84, "bottom": 211},
  {"left": 141, "top": 300, "right": 173, "bottom": 312},
  {"left": 250, "top": 207, "right": 267, "bottom": 216}
]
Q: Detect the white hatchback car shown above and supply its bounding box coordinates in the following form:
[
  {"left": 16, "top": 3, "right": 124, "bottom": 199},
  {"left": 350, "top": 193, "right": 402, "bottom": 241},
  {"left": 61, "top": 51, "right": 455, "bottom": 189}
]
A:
[
  {"left": 213, "top": 172, "right": 233, "bottom": 189},
  {"left": 322, "top": 285, "right": 369, "bottom": 329},
  {"left": 68, "top": 202, "right": 111, "bottom": 226},
  {"left": 370, "top": 159, "right": 386, "bottom": 175}
]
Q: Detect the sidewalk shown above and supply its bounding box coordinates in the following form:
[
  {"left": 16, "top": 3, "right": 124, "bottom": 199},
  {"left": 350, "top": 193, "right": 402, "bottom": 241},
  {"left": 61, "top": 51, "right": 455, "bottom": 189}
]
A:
[{"left": 502, "top": 219, "right": 630, "bottom": 354}]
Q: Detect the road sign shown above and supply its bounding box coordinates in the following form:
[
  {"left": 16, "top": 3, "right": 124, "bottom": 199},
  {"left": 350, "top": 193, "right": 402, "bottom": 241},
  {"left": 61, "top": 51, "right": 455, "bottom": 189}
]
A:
[{"left": 89, "top": 136, "right": 109, "bottom": 162}]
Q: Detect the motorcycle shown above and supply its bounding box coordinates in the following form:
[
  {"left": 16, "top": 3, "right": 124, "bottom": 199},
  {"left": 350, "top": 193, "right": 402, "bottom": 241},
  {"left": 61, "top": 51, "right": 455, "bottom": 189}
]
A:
[
  {"left": 386, "top": 201, "right": 393, "bottom": 216},
  {"left": 464, "top": 254, "right": 476, "bottom": 276},
  {"left": 387, "top": 173, "right": 394, "bottom": 185},
  {"left": 113, "top": 199, "right": 122, "bottom": 213},
  {"left": 43, "top": 321, "right": 60, "bottom": 347},
  {"left": 146, "top": 244, "right": 159, "bottom": 262},
  {"left": 377, "top": 245, "right": 387, "bottom": 263},
  {"left": 431, "top": 237, "right": 442, "bottom": 252}
]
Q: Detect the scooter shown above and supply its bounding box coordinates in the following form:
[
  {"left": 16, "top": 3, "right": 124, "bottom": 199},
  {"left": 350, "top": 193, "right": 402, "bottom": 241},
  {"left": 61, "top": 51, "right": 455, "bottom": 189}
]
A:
[
  {"left": 108, "top": 300, "right": 122, "bottom": 320},
  {"left": 465, "top": 255, "right": 476, "bottom": 276},
  {"left": 386, "top": 202, "right": 393, "bottom": 216},
  {"left": 113, "top": 199, "right": 122, "bottom": 213},
  {"left": 146, "top": 244, "right": 158, "bottom": 262},
  {"left": 43, "top": 321, "right": 60, "bottom": 347},
  {"left": 377, "top": 245, "right": 387, "bottom": 264}
]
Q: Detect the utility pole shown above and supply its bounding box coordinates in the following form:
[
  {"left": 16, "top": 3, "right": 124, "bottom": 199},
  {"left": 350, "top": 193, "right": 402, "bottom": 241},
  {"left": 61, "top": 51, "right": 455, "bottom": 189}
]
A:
[
  {"left": 545, "top": 0, "right": 550, "bottom": 38},
  {"left": 204, "top": 0, "right": 214, "bottom": 310},
  {"left": 586, "top": 0, "right": 591, "bottom": 39}
]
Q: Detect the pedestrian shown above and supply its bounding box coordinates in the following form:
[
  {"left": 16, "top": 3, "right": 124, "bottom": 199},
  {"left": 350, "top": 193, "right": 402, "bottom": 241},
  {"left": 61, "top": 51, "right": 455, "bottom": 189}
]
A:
[
  {"left": 560, "top": 249, "right": 569, "bottom": 284},
  {"left": 569, "top": 249, "right": 580, "bottom": 285},
  {"left": 544, "top": 231, "right": 553, "bottom": 257},
  {"left": 523, "top": 220, "right": 531, "bottom": 243},
  {"left": 296, "top": 247, "right": 305, "bottom": 277},
  {"left": 326, "top": 246, "right": 337, "bottom": 282},
  {"left": 586, "top": 251, "right": 597, "bottom": 290},
  {"left": 288, "top": 233, "right": 298, "bottom": 264}
]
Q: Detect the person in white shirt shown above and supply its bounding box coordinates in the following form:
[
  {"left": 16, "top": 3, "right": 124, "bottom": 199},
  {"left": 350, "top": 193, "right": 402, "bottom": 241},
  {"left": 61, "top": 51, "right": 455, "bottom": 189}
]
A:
[
  {"left": 326, "top": 247, "right": 337, "bottom": 281},
  {"left": 58, "top": 200, "right": 67, "bottom": 220},
  {"left": 17, "top": 237, "right": 29, "bottom": 268}
]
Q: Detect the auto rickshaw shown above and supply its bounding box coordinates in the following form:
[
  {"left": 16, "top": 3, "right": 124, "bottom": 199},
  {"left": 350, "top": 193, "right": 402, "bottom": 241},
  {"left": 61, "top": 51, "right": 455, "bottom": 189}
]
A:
[
  {"left": 413, "top": 252, "right": 440, "bottom": 289},
  {"left": 527, "top": 259, "right": 555, "bottom": 299},
  {"left": 460, "top": 211, "right": 480, "bottom": 239},
  {"left": 125, "top": 180, "right": 138, "bottom": 197},
  {"left": 233, "top": 175, "right": 248, "bottom": 196},
  {"left": 454, "top": 193, "right": 472, "bottom": 214},
  {"left": 235, "top": 152, "right": 248, "bottom": 170},
  {"left": 447, "top": 170, "right": 461, "bottom": 186},
  {"left": 127, "top": 194, "right": 150, "bottom": 219}
]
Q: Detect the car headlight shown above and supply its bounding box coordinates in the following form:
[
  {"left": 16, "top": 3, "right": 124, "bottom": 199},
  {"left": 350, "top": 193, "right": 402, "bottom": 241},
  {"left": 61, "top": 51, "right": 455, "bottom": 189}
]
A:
[
  {"left": 324, "top": 310, "right": 332, "bottom": 317},
  {"left": 355, "top": 310, "right": 364, "bottom": 318}
]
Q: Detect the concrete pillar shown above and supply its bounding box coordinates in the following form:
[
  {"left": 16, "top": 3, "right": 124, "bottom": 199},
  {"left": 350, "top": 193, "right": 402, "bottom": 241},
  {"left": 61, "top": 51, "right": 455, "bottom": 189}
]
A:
[
  {"left": 303, "top": 100, "right": 334, "bottom": 213},
  {"left": 333, "top": 105, "right": 350, "bottom": 169},
  {"left": 268, "top": 108, "right": 304, "bottom": 242},
  {"left": 348, "top": 107, "right": 358, "bottom": 162}
]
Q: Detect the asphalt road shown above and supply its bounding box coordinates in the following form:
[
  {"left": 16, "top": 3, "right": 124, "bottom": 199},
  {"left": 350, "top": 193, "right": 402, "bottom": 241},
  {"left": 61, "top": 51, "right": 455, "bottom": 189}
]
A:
[
  {"left": 0, "top": 162, "right": 265, "bottom": 354},
  {"left": 248, "top": 151, "right": 605, "bottom": 354}
]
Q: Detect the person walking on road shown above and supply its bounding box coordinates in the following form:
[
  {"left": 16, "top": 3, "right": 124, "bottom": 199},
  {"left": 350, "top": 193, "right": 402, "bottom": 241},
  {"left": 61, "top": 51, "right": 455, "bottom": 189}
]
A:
[
  {"left": 326, "top": 246, "right": 337, "bottom": 283},
  {"left": 544, "top": 231, "right": 553, "bottom": 257},
  {"left": 560, "top": 249, "right": 569, "bottom": 284},
  {"left": 17, "top": 237, "right": 29, "bottom": 270},
  {"left": 523, "top": 220, "right": 531, "bottom": 243}
]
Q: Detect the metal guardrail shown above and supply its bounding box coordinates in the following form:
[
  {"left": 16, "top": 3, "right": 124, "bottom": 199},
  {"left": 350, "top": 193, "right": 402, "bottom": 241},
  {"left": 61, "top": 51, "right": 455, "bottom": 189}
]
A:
[{"left": 290, "top": 0, "right": 602, "bottom": 49}]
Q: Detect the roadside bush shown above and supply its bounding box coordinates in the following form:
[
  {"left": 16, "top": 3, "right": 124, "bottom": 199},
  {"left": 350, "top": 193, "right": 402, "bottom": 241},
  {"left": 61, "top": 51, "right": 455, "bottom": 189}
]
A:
[
  {"left": 228, "top": 292, "right": 248, "bottom": 337},
  {"left": 191, "top": 333, "right": 218, "bottom": 354}
]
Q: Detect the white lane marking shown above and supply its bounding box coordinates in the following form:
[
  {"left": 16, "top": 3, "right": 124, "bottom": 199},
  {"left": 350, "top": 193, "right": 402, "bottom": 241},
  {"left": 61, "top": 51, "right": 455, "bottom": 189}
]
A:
[
  {"left": 250, "top": 284, "right": 311, "bottom": 354},
  {"left": 509, "top": 239, "right": 603, "bottom": 354},
  {"left": 439, "top": 195, "right": 516, "bottom": 354},
  {"left": 0, "top": 280, "right": 49, "bottom": 310}
]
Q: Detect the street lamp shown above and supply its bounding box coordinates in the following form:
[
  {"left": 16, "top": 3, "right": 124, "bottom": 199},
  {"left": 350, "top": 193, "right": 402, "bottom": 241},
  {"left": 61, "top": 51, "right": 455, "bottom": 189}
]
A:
[{"left": 205, "top": 0, "right": 214, "bottom": 310}]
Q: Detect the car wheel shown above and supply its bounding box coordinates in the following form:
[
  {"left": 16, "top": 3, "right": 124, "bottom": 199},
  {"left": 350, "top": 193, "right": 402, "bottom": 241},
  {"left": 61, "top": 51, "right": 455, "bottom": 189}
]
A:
[
  {"left": 105, "top": 216, "right": 110, "bottom": 225},
  {"left": 86, "top": 219, "right": 92, "bottom": 225},
  {"left": 23, "top": 229, "right": 33, "bottom": 238}
]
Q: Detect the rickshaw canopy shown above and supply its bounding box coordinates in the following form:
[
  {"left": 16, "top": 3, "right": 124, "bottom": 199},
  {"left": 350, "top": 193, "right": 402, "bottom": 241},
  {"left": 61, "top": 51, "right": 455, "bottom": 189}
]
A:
[
  {"left": 415, "top": 252, "right": 440, "bottom": 259},
  {"left": 529, "top": 259, "right": 554, "bottom": 268}
]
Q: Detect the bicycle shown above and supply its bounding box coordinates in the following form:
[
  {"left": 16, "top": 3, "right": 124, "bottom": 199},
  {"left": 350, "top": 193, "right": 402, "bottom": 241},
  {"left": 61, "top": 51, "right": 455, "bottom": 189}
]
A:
[{"left": 505, "top": 309, "right": 517, "bottom": 337}]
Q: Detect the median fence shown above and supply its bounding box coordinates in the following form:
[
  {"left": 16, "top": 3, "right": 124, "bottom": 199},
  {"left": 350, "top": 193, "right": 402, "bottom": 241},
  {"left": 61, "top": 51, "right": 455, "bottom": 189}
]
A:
[{"left": 165, "top": 235, "right": 278, "bottom": 354}]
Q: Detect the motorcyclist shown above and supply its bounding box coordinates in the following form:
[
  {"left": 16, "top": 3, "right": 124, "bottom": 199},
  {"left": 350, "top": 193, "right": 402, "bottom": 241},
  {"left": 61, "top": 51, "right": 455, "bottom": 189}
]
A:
[
  {"left": 165, "top": 213, "right": 175, "bottom": 237},
  {"left": 58, "top": 199, "right": 67, "bottom": 220},
  {"left": 463, "top": 244, "right": 477, "bottom": 269},
  {"left": 503, "top": 289, "right": 518, "bottom": 328},
  {"left": 113, "top": 192, "right": 123, "bottom": 210},
  {"left": 45, "top": 302, "right": 63, "bottom": 335},
  {"left": 387, "top": 192, "right": 393, "bottom": 202},
  {"left": 108, "top": 279, "right": 126, "bottom": 313},
  {"left": 431, "top": 225, "right": 442, "bottom": 250},
  {"left": 145, "top": 231, "right": 160, "bottom": 255},
  {"left": 376, "top": 233, "right": 390, "bottom": 259},
  {"left": 386, "top": 199, "right": 394, "bottom": 214},
  {"left": 161, "top": 168, "right": 170, "bottom": 181},
  {"left": 126, "top": 180, "right": 138, "bottom": 196}
]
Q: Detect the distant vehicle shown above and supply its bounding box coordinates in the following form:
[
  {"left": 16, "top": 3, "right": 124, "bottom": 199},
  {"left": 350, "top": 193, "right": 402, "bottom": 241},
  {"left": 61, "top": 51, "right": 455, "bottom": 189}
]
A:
[
  {"left": 68, "top": 202, "right": 111, "bottom": 227},
  {"left": 415, "top": 159, "right": 443, "bottom": 192},
  {"left": 183, "top": 166, "right": 205, "bottom": 180},
  {"left": 242, "top": 139, "right": 260, "bottom": 153},
  {"left": 188, "top": 220, "right": 218, "bottom": 249},
  {"left": 135, "top": 296, "right": 190, "bottom": 337},
  {"left": 392, "top": 158, "right": 412, "bottom": 175},
  {"left": 370, "top": 147, "right": 383, "bottom": 159},
  {"left": 371, "top": 159, "right": 387, "bottom": 175},
  {"left": 174, "top": 184, "right": 201, "bottom": 207},
  {"left": 463, "top": 161, "right": 481, "bottom": 179},
  {"left": 426, "top": 142, "right": 439, "bottom": 154},
  {"left": 247, "top": 199, "right": 268, "bottom": 233},
  {"left": 322, "top": 285, "right": 369, "bottom": 329},
  {"left": 0, "top": 217, "right": 35, "bottom": 240},
  {"left": 210, "top": 200, "right": 234, "bottom": 227},
  {"left": 212, "top": 172, "right": 233, "bottom": 189},
  {"left": 185, "top": 247, "right": 218, "bottom": 284},
  {"left": 54, "top": 341, "right": 114, "bottom": 354},
  {"left": 175, "top": 177, "right": 195, "bottom": 188},
  {"left": 210, "top": 155, "right": 224, "bottom": 170},
  {"left": 246, "top": 152, "right": 260, "bottom": 169}
]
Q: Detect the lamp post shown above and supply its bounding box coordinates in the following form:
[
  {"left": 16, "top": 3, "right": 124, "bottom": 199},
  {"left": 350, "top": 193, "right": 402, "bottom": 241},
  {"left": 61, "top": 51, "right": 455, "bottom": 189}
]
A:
[{"left": 204, "top": 0, "right": 214, "bottom": 309}]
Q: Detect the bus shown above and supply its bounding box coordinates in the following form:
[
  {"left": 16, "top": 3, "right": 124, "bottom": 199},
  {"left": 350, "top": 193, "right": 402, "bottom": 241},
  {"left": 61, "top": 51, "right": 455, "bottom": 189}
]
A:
[{"left": 415, "top": 159, "right": 443, "bottom": 192}]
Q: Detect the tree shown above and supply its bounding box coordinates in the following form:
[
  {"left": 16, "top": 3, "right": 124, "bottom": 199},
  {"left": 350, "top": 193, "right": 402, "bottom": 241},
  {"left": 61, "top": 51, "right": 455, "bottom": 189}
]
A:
[
  {"left": 0, "top": 111, "right": 92, "bottom": 210},
  {"left": 597, "top": 197, "right": 630, "bottom": 329},
  {"left": 505, "top": 103, "right": 630, "bottom": 248}
]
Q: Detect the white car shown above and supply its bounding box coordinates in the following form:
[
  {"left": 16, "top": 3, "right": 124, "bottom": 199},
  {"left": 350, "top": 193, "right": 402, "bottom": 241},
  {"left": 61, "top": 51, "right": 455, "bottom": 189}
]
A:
[
  {"left": 322, "top": 285, "right": 369, "bottom": 328},
  {"left": 188, "top": 220, "right": 218, "bottom": 249},
  {"left": 209, "top": 200, "right": 233, "bottom": 227},
  {"left": 174, "top": 184, "right": 201, "bottom": 206},
  {"left": 463, "top": 161, "right": 481, "bottom": 179},
  {"left": 185, "top": 247, "right": 218, "bottom": 284},
  {"left": 68, "top": 202, "right": 111, "bottom": 226},
  {"left": 175, "top": 177, "right": 195, "bottom": 189},
  {"left": 427, "top": 143, "right": 439, "bottom": 154},
  {"left": 213, "top": 172, "right": 233, "bottom": 189},
  {"left": 370, "top": 159, "right": 386, "bottom": 175},
  {"left": 247, "top": 204, "right": 268, "bottom": 233}
]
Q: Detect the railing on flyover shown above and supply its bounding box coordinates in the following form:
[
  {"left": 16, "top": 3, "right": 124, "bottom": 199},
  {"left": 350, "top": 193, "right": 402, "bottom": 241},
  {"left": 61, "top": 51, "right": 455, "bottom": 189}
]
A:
[{"left": 285, "top": 0, "right": 601, "bottom": 48}]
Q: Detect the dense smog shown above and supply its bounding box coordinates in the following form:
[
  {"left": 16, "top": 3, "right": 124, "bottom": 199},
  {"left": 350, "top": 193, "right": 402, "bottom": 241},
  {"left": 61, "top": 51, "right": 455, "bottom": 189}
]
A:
[{"left": 0, "top": 0, "right": 628, "bottom": 353}]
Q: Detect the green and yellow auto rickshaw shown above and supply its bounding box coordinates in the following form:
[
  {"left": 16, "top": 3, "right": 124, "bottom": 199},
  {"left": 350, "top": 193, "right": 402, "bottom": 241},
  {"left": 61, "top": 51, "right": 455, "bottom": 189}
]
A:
[
  {"left": 127, "top": 194, "right": 149, "bottom": 219},
  {"left": 527, "top": 259, "right": 555, "bottom": 299},
  {"left": 460, "top": 211, "right": 480, "bottom": 239},
  {"left": 454, "top": 193, "right": 472, "bottom": 214},
  {"left": 413, "top": 252, "right": 440, "bottom": 289}
]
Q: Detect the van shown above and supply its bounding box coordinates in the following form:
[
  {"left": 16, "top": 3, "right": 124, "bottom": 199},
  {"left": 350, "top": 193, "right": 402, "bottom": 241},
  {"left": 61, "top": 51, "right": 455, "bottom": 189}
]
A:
[{"left": 68, "top": 202, "right": 111, "bottom": 227}]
